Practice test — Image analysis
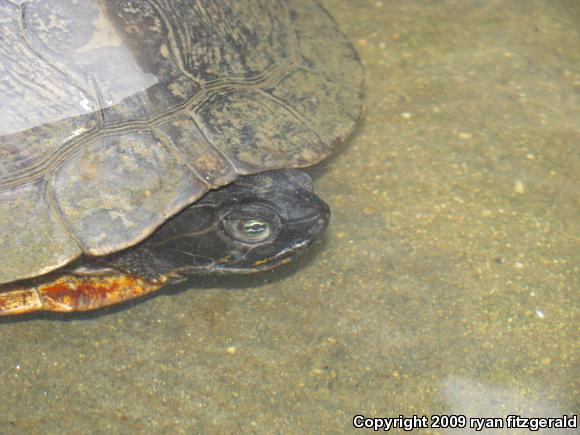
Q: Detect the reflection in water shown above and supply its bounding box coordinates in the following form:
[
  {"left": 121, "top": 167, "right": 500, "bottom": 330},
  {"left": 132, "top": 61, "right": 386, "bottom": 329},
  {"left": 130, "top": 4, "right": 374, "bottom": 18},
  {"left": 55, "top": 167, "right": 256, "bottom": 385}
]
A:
[
  {"left": 441, "top": 376, "right": 576, "bottom": 434},
  {"left": 1, "top": 0, "right": 158, "bottom": 136},
  {"left": 72, "top": 3, "right": 159, "bottom": 108}
]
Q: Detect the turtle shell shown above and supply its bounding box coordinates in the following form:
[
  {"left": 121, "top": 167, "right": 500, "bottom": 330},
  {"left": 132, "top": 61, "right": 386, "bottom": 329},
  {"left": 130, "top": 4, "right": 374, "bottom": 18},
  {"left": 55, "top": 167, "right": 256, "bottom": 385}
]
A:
[{"left": 0, "top": 0, "right": 362, "bottom": 285}]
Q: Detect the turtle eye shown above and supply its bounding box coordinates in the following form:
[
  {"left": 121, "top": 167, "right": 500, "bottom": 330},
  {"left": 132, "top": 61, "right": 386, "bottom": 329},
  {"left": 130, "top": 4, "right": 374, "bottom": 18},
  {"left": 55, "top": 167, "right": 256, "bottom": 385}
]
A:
[
  {"left": 225, "top": 218, "right": 272, "bottom": 243},
  {"left": 220, "top": 205, "right": 280, "bottom": 244}
]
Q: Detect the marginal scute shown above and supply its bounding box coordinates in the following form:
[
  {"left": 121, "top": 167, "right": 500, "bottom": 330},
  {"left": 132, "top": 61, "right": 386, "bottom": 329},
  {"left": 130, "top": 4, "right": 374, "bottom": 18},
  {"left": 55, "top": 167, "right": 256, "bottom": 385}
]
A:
[
  {"left": 155, "top": 114, "right": 236, "bottom": 188},
  {"left": 0, "top": 114, "right": 97, "bottom": 184},
  {"left": 52, "top": 131, "right": 207, "bottom": 255},
  {"left": 267, "top": 69, "right": 359, "bottom": 146},
  {"left": 195, "top": 89, "right": 326, "bottom": 173},
  {"left": 0, "top": 180, "right": 81, "bottom": 284}
]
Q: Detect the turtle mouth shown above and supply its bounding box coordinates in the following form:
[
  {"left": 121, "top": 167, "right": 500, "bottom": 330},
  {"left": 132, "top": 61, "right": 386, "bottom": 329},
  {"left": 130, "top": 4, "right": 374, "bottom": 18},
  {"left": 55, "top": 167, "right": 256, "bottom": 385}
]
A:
[
  {"left": 253, "top": 211, "right": 330, "bottom": 270},
  {"left": 270, "top": 214, "right": 329, "bottom": 260}
]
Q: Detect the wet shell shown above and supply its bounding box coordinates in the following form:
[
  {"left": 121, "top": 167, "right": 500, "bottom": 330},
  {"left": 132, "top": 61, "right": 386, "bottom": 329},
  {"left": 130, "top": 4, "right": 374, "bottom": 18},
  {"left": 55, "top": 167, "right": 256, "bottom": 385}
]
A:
[{"left": 0, "top": 0, "right": 362, "bottom": 284}]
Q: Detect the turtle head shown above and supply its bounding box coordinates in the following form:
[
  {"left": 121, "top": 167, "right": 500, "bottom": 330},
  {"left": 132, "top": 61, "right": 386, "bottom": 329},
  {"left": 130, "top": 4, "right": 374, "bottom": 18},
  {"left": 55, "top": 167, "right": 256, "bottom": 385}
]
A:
[
  {"left": 110, "top": 170, "right": 330, "bottom": 278},
  {"left": 201, "top": 169, "right": 330, "bottom": 273}
]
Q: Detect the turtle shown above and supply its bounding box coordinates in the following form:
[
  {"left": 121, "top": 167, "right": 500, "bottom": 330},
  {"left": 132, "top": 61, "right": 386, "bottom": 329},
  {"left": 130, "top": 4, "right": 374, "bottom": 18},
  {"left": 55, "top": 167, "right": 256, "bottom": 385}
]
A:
[{"left": 0, "top": 0, "right": 362, "bottom": 316}]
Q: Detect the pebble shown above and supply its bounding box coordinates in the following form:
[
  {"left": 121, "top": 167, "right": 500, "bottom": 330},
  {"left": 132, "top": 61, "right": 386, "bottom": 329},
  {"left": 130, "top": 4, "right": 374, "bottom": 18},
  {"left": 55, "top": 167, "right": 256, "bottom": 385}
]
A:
[
  {"left": 401, "top": 112, "right": 413, "bottom": 119},
  {"left": 514, "top": 180, "right": 526, "bottom": 194}
]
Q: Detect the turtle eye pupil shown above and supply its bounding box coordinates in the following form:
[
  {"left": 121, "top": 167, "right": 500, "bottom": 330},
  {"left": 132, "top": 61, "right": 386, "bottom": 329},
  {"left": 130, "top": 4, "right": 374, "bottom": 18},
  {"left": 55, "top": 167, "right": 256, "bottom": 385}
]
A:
[{"left": 243, "top": 220, "right": 268, "bottom": 235}]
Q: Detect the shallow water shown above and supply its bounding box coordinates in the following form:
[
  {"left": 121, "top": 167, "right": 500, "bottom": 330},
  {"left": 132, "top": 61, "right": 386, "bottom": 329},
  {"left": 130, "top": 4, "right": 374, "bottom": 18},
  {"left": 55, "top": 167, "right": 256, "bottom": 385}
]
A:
[{"left": 1, "top": 0, "right": 578, "bottom": 433}]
